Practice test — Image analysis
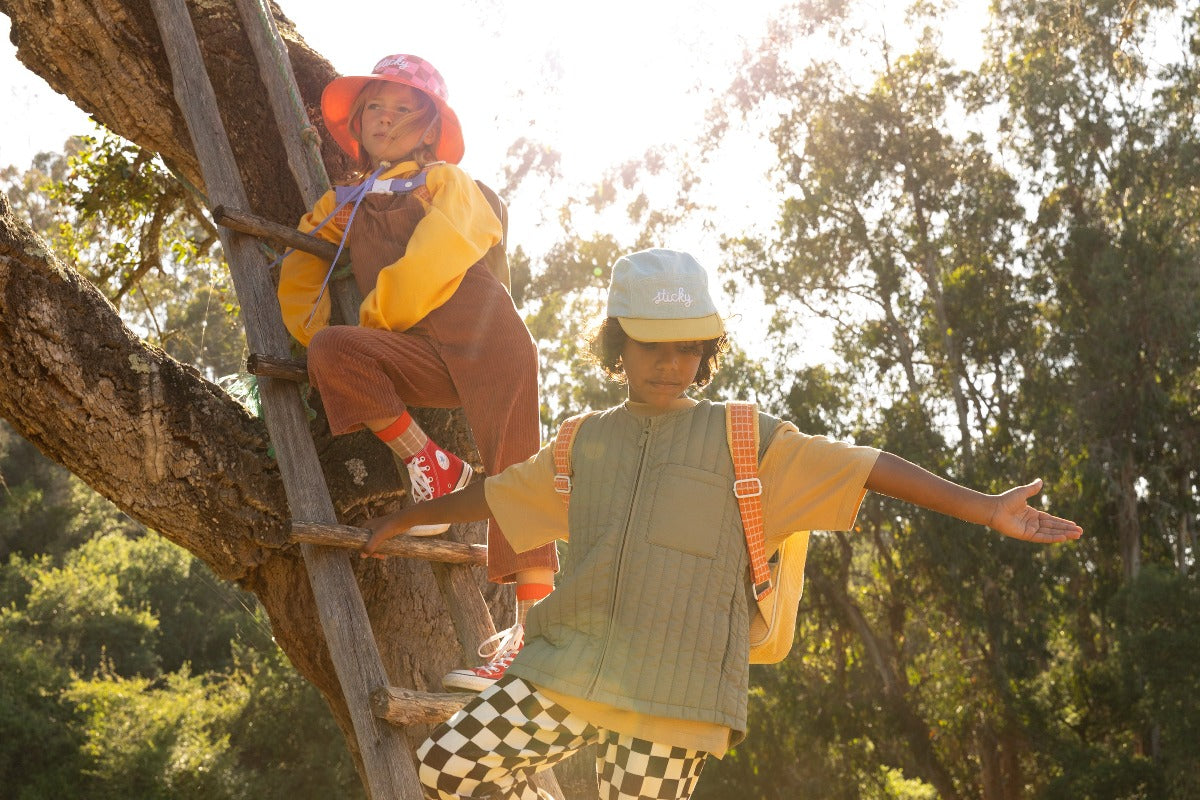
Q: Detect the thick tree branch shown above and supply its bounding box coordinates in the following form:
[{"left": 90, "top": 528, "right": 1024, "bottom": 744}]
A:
[{"left": 0, "top": 193, "right": 288, "bottom": 579}]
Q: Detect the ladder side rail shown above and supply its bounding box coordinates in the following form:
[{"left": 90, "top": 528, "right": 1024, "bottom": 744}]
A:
[
  {"left": 148, "top": 2, "right": 417, "bottom": 797},
  {"left": 234, "top": 0, "right": 330, "bottom": 209},
  {"left": 231, "top": 0, "right": 358, "bottom": 324}
]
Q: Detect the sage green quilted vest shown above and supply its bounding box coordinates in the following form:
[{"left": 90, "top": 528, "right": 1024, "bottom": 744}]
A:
[{"left": 507, "top": 400, "right": 780, "bottom": 734}]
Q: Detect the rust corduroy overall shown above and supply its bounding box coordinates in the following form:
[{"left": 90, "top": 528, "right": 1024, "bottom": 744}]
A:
[{"left": 305, "top": 187, "right": 556, "bottom": 582}]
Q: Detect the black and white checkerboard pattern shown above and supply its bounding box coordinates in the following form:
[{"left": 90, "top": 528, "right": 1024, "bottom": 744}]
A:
[{"left": 417, "top": 675, "right": 708, "bottom": 799}]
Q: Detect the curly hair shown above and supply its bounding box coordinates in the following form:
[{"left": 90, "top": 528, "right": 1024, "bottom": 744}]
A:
[{"left": 587, "top": 317, "right": 728, "bottom": 389}]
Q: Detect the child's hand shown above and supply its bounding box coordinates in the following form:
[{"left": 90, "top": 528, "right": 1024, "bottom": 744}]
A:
[
  {"left": 361, "top": 512, "right": 411, "bottom": 559},
  {"left": 988, "top": 479, "right": 1083, "bottom": 544}
]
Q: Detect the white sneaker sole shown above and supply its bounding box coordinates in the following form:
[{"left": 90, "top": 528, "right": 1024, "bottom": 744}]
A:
[
  {"left": 406, "top": 463, "right": 474, "bottom": 537},
  {"left": 442, "top": 670, "right": 497, "bottom": 692}
]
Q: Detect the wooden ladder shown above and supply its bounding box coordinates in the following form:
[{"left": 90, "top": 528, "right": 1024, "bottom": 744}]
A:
[{"left": 149, "top": 0, "right": 562, "bottom": 797}]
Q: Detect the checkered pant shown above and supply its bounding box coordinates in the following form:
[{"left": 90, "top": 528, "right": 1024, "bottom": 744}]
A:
[{"left": 417, "top": 676, "right": 708, "bottom": 799}]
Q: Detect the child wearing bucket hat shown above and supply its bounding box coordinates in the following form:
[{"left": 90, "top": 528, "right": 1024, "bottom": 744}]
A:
[
  {"left": 277, "top": 54, "right": 557, "bottom": 691},
  {"left": 363, "top": 248, "right": 1082, "bottom": 799}
]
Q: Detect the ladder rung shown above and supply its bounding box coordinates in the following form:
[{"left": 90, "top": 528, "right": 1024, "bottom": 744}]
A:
[
  {"left": 212, "top": 204, "right": 349, "bottom": 267},
  {"left": 291, "top": 522, "right": 488, "bottom": 566},
  {"left": 246, "top": 352, "right": 307, "bottom": 381},
  {"left": 370, "top": 686, "right": 474, "bottom": 726}
]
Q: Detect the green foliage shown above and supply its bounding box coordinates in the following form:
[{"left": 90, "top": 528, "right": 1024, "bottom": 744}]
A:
[
  {"left": 5, "top": 547, "right": 162, "bottom": 677},
  {"left": 61, "top": 649, "right": 362, "bottom": 800},
  {"left": 0, "top": 420, "right": 356, "bottom": 797},
  {"left": 697, "top": 1, "right": 1200, "bottom": 798},
  {"left": 66, "top": 668, "right": 246, "bottom": 800},
  {"left": 0, "top": 526, "right": 359, "bottom": 799},
  {"left": 1, "top": 133, "right": 246, "bottom": 381},
  {"left": 521, "top": 235, "right": 626, "bottom": 429},
  {"left": 0, "top": 422, "right": 86, "bottom": 561},
  {"left": 0, "top": 627, "right": 87, "bottom": 799},
  {"left": 1113, "top": 567, "right": 1200, "bottom": 798},
  {"left": 220, "top": 644, "right": 365, "bottom": 799}
]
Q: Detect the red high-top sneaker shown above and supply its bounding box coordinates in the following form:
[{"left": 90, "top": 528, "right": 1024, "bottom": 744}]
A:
[
  {"left": 403, "top": 440, "right": 473, "bottom": 536},
  {"left": 442, "top": 624, "right": 524, "bottom": 692}
]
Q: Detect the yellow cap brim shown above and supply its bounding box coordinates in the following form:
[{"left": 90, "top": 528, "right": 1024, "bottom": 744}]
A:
[{"left": 617, "top": 314, "right": 724, "bottom": 342}]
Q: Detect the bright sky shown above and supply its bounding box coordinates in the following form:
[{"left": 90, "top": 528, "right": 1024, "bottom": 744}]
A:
[
  {"left": 0, "top": 0, "right": 775, "bottom": 178},
  {"left": 0, "top": 0, "right": 991, "bottom": 364},
  {"left": 1, "top": 0, "right": 991, "bottom": 182}
]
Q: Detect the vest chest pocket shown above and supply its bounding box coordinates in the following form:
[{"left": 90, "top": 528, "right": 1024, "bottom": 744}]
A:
[{"left": 645, "top": 464, "right": 731, "bottom": 558}]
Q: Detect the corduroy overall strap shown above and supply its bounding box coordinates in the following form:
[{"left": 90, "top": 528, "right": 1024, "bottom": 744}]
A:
[
  {"left": 552, "top": 411, "right": 598, "bottom": 506},
  {"left": 333, "top": 168, "right": 433, "bottom": 227},
  {"left": 726, "top": 401, "right": 772, "bottom": 600}
]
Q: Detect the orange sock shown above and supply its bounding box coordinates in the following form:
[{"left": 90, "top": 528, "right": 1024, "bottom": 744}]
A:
[
  {"left": 516, "top": 583, "right": 552, "bottom": 626},
  {"left": 374, "top": 411, "right": 428, "bottom": 459}
]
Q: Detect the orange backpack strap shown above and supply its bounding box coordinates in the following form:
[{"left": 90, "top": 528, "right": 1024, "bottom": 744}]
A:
[
  {"left": 552, "top": 411, "right": 597, "bottom": 508},
  {"left": 727, "top": 401, "right": 772, "bottom": 600}
]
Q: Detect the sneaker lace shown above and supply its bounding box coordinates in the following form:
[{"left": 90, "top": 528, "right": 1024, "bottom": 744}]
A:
[
  {"left": 406, "top": 455, "right": 435, "bottom": 502},
  {"left": 472, "top": 624, "right": 523, "bottom": 676}
]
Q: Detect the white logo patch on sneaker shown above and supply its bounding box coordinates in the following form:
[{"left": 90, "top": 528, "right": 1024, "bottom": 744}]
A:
[{"left": 435, "top": 450, "right": 451, "bottom": 470}]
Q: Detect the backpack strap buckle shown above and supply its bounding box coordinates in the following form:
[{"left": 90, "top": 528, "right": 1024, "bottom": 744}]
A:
[
  {"left": 733, "top": 477, "right": 762, "bottom": 499},
  {"left": 552, "top": 411, "right": 597, "bottom": 507}
]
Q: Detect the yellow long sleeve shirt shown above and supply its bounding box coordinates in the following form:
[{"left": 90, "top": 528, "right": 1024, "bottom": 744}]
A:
[{"left": 277, "top": 160, "right": 502, "bottom": 346}]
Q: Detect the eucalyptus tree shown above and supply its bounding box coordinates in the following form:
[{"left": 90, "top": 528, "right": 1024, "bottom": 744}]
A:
[
  {"left": 706, "top": 3, "right": 1083, "bottom": 798},
  {"left": 983, "top": 0, "right": 1200, "bottom": 582},
  {"left": 982, "top": 1, "right": 1200, "bottom": 795},
  {"left": 701, "top": 1, "right": 1199, "bottom": 797}
]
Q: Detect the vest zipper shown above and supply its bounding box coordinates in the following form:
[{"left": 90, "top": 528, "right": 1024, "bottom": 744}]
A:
[{"left": 586, "top": 415, "right": 653, "bottom": 698}]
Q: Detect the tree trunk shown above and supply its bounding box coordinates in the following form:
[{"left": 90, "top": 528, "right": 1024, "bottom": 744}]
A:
[
  {"left": 1178, "top": 471, "right": 1192, "bottom": 577},
  {"left": 1117, "top": 448, "right": 1142, "bottom": 581},
  {"left": 0, "top": 0, "right": 513, "bottom": 784}
]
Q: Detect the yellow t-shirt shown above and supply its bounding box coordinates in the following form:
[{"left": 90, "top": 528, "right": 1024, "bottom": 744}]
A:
[{"left": 484, "top": 400, "right": 880, "bottom": 757}]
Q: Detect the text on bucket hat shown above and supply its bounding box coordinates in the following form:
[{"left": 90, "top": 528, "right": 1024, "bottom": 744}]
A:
[
  {"left": 606, "top": 249, "right": 725, "bottom": 342},
  {"left": 321, "top": 54, "right": 465, "bottom": 164}
]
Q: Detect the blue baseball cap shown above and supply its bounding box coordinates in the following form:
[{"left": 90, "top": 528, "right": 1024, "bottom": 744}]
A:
[{"left": 606, "top": 249, "right": 725, "bottom": 342}]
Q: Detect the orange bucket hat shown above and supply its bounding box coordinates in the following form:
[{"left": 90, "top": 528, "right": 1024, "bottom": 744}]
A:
[{"left": 321, "top": 54, "right": 465, "bottom": 164}]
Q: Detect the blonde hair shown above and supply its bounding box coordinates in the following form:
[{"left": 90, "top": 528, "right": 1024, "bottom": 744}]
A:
[{"left": 347, "top": 80, "right": 440, "bottom": 172}]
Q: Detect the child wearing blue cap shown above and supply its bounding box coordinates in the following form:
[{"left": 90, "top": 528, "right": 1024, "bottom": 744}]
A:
[{"left": 363, "top": 248, "right": 1082, "bottom": 800}]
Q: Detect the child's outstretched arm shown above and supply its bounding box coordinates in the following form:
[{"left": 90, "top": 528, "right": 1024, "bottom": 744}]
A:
[
  {"left": 865, "top": 452, "right": 1083, "bottom": 543},
  {"left": 361, "top": 481, "right": 492, "bottom": 557}
]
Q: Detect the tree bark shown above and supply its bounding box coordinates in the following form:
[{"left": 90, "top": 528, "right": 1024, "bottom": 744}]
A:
[
  {"left": 0, "top": 0, "right": 353, "bottom": 225},
  {"left": 0, "top": 0, "right": 513, "bottom": 784}
]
